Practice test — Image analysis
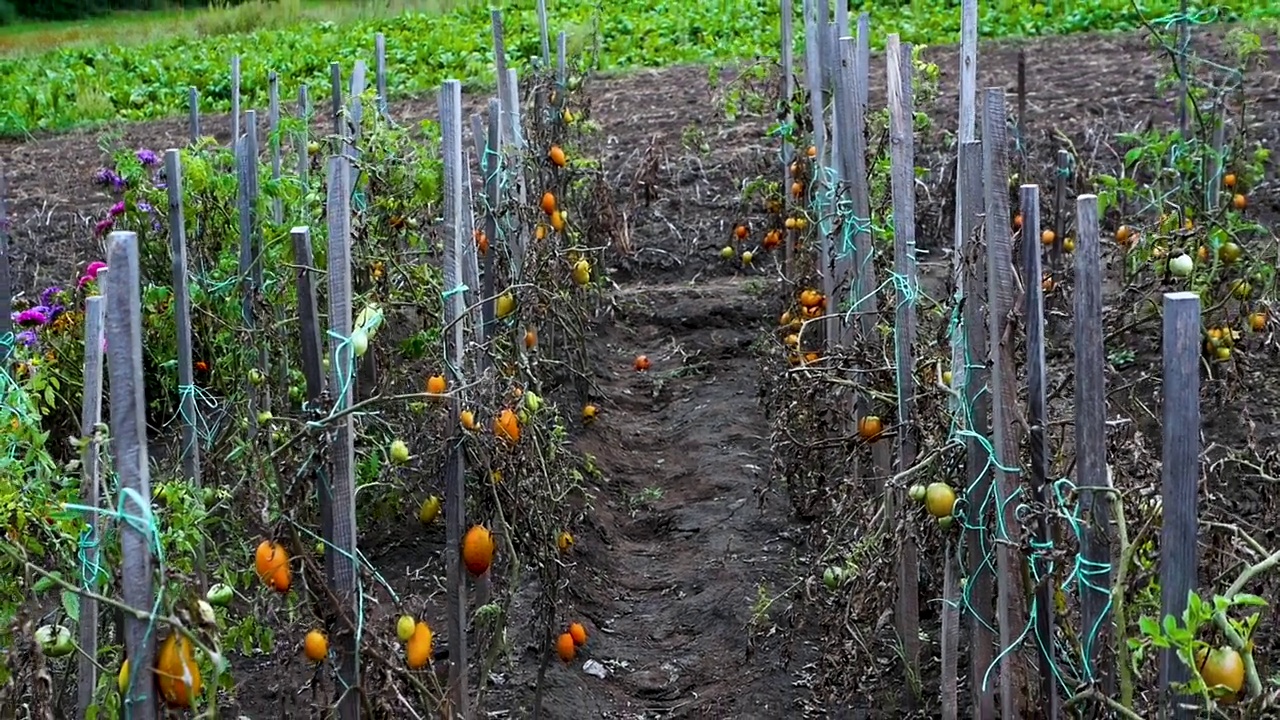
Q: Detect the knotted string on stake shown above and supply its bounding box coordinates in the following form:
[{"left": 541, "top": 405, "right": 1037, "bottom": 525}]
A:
[
  {"left": 441, "top": 284, "right": 470, "bottom": 378},
  {"left": 64, "top": 485, "right": 168, "bottom": 711},
  {"left": 937, "top": 294, "right": 1117, "bottom": 692},
  {"left": 325, "top": 329, "right": 359, "bottom": 412}
]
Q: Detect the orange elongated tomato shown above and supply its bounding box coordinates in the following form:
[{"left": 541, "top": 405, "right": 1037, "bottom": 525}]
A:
[
  {"left": 495, "top": 408, "right": 520, "bottom": 444},
  {"left": 156, "top": 634, "right": 202, "bottom": 708},
  {"left": 255, "top": 541, "right": 288, "bottom": 585},
  {"left": 406, "top": 621, "right": 434, "bottom": 669},
  {"left": 556, "top": 632, "right": 576, "bottom": 662},
  {"left": 462, "top": 525, "right": 495, "bottom": 576}
]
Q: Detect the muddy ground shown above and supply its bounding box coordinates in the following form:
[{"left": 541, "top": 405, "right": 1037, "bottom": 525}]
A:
[{"left": 5, "top": 23, "right": 1280, "bottom": 719}]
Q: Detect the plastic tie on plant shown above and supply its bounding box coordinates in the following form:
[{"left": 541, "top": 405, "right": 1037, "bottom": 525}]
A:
[
  {"left": 767, "top": 121, "right": 796, "bottom": 140},
  {"left": 442, "top": 284, "right": 469, "bottom": 300},
  {"left": 65, "top": 484, "right": 169, "bottom": 700},
  {"left": 76, "top": 524, "right": 106, "bottom": 590},
  {"left": 173, "top": 383, "right": 220, "bottom": 448},
  {"left": 324, "top": 329, "right": 359, "bottom": 411},
  {"left": 981, "top": 610, "right": 1036, "bottom": 692},
  {"left": 290, "top": 514, "right": 401, "bottom": 605},
  {"left": 1150, "top": 6, "right": 1221, "bottom": 30},
  {"left": 1048, "top": 476, "right": 1115, "bottom": 682},
  {"left": 354, "top": 303, "right": 385, "bottom": 339}
]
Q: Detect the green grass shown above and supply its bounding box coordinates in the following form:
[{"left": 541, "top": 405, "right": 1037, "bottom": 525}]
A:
[
  {"left": 0, "top": 0, "right": 1275, "bottom": 137},
  {"left": 0, "top": 0, "right": 461, "bottom": 56}
]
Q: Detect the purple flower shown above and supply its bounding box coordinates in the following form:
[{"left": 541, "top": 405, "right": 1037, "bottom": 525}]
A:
[
  {"left": 15, "top": 331, "right": 36, "bottom": 347},
  {"left": 136, "top": 148, "right": 159, "bottom": 167},
  {"left": 39, "top": 286, "right": 62, "bottom": 306},
  {"left": 92, "top": 168, "right": 127, "bottom": 191},
  {"left": 94, "top": 218, "right": 114, "bottom": 237},
  {"left": 108, "top": 201, "right": 126, "bottom": 218},
  {"left": 137, "top": 201, "right": 154, "bottom": 214},
  {"left": 12, "top": 308, "right": 48, "bottom": 327}
]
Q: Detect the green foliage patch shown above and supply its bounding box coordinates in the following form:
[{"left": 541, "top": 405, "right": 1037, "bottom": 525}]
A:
[{"left": 0, "top": 0, "right": 1277, "bottom": 135}]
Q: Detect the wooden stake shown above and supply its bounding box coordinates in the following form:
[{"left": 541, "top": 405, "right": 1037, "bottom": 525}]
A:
[
  {"left": 104, "top": 231, "right": 157, "bottom": 720},
  {"left": 440, "top": 80, "right": 471, "bottom": 717},
  {"left": 325, "top": 156, "right": 361, "bottom": 720},
  {"left": 74, "top": 295, "right": 106, "bottom": 720}
]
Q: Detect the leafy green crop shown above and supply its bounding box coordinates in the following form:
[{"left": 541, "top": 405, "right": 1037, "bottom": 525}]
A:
[{"left": 0, "top": 0, "right": 1275, "bottom": 135}]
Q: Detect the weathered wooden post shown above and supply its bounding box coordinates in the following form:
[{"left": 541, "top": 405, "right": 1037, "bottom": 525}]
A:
[
  {"left": 956, "top": 137, "right": 995, "bottom": 720},
  {"left": 886, "top": 33, "right": 921, "bottom": 711},
  {"left": 104, "top": 231, "right": 157, "bottom": 720},
  {"left": 1075, "top": 193, "right": 1114, "bottom": 694},
  {"left": 325, "top": 156, "right": 361, "bottom": 720},
  {"left": 74, "top": 295, "right": 106, "bottom": 720},
  {"left": 982, "top": 87, "right": 1029, "bottom": 718},
  {"left": 1159, "top": 290, "right": 1201, "bottom": 720},
  {"left": 231, "top": 55, "right": 241, "bottom": 147},
  {"left": 165, "top": 149, "right": 204, "bottom": 577},
  {"left": 439, "top": 78, "right": 472, "bottom": 718},
  {"left": 1022, "top": 184, "right": 1061, "bottom": 718}
]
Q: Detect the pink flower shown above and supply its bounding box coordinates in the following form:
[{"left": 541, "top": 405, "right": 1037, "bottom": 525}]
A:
[
  {"left": 108, "top": 201, "right": 126, "bottom": 218},
  {"left": 94, "top": 219, "right": 113, "bottom": 237},
  {"left": 79, "top": 261, "right": 108, "bottom": 290},
  {"left": 13, "top": 308, "right": 47, "bottom": 326}
]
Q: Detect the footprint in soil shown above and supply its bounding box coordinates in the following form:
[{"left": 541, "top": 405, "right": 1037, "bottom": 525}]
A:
[{"left": 509, "top": 279, "right": 814, "bottom": 719}]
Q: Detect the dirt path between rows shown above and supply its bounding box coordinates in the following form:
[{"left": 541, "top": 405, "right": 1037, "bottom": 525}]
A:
[{"left": 518, "top": 279, "right": 807, "bottom": 719}]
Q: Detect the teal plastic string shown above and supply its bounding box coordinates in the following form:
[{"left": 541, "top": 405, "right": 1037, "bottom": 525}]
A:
[
  {"left": 356, "top": 305, "right": 385, "bottom": 336},
  {"left": 64, "top": 485, "right": 168, "bottom": 715},
  {"left": 325, "top": 329, "right": 358, "bottom": 412},
  {"left": 76, "top": 524, "right": 104, "bottom": 590},
  {"left": 942, "top": 288, "right": 1098, "bottom": 691},
  {"left": 174, "top": 383, "right": 220, "bottom": 449},
  {"left": 767, "top": 121, "right": 796, "bottom": 140},
  {"left": 1052, "top": 477, "right": 1115, "bottom": 683}
]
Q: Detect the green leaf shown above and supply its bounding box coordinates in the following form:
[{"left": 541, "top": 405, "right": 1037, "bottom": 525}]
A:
[
  {"left": 1139, "top": 616, "right": 1163, "bottom": 640},
  {"left": 33, "top": 572, "right": 62, "bottom": 594},
  {"left": 1231, "top": 593, "right": 1267, "bottom": 607},
  {"left": 1167, "top": 625, "right": 1193, "bottom": 647},
  {"left": 61, "top": 590, "right": 80, "bottom": 623}
]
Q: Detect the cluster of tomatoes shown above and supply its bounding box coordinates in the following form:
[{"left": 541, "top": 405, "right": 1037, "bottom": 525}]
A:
[
  {"left": 555, "top": 621, "right": 589, "bottom": 663},
  {"left": 719, "top": 146, "right": 820, "bottom": 266},
  {"left": 776, "top": 288, "right": 828, "bottom": 366}
]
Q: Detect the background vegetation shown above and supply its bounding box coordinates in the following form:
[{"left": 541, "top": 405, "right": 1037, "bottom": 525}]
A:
[{"left": 0, "top": 0, "right": 1278, "bottom": 135}]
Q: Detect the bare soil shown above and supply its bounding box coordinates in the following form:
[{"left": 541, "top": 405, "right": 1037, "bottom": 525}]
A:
[{"left": 7, "top": 23, "right": 1280, "bottom": 719}]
